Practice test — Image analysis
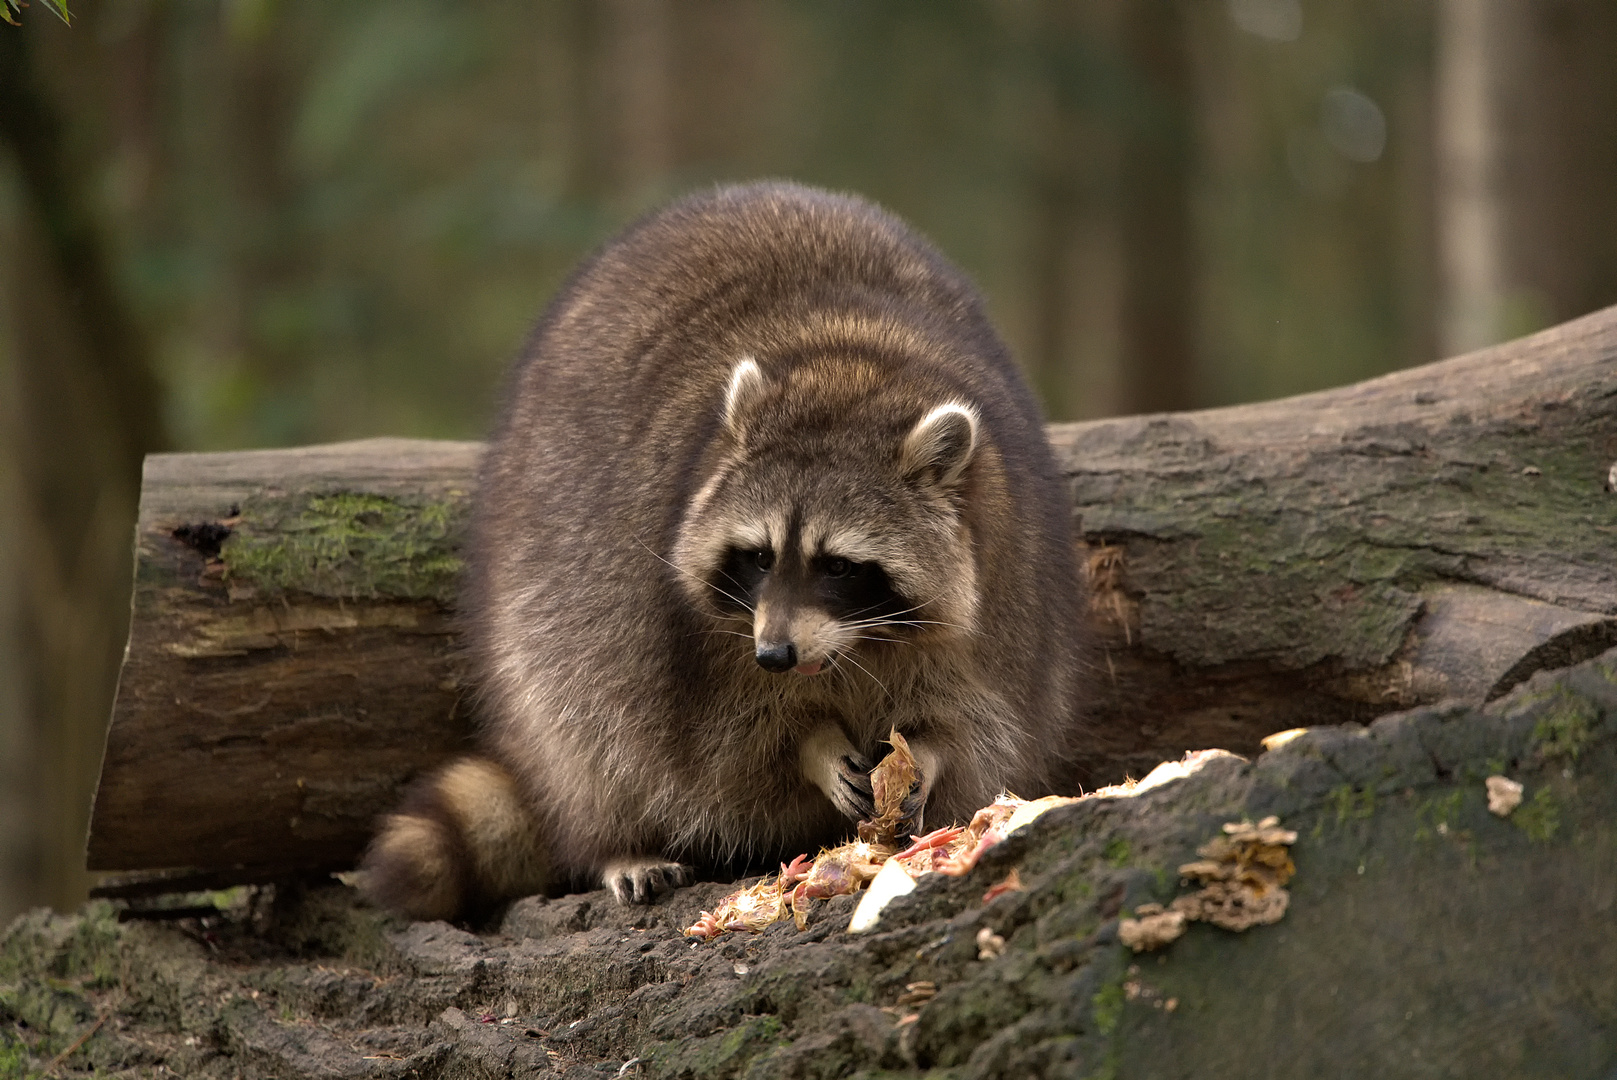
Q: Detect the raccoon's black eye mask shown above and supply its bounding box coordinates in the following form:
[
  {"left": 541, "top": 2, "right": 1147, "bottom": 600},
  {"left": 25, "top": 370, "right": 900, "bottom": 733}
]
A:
[
  {"left": 817, "top": 559, "right": 912, "bottom": 625},
  {"left": 711, "top": 547, "right": 770, "bottom": 613},
  {"left": 712, "top": 546, "right": 914, "bottom": 627}
]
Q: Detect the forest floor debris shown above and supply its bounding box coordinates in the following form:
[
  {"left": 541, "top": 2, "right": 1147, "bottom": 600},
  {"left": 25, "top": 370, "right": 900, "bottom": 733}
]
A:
[{"left": 683, "top": 731, "right": 1079, "bottom": 940}]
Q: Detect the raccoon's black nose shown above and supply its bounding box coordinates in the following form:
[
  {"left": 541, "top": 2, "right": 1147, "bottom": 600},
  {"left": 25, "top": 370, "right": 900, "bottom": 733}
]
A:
[{"left": 755, "top": 641, "right": 797, "bottom": 673}]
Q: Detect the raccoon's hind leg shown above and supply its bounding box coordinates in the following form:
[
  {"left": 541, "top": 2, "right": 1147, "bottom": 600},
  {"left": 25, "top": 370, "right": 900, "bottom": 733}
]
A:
[
  {"left": 360, "top": 756, "right": 549, "bottom": 921},
  {"left": 601, "top": 859, "right": 692, "bottom": 904}
]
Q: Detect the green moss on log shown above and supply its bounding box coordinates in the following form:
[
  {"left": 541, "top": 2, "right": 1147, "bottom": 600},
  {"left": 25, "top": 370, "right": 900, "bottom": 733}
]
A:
[
  {"left": 1513, "top": 787, "right": 1561, "bottom": 842},
  {"left": 1532, "top": 689, "right": 1598, "bottom": 763},
  {"left": 221, "top": 491, "right": 469, "bottom": 605},
  {"left": 646, "top": 1014, "right": 784, "bottom": 1078},
  {"left": 1325, "top": 784, "right": 1376, "bottom": 827},
  {"left": 1091, "top": 978, "right": 1124, "bottom": 1037},
  {"left": 1412, "top": 790, "right": 1466, "bottom": 841}
]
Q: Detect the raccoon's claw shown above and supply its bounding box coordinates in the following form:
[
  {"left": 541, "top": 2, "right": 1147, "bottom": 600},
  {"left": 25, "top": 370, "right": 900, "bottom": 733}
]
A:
[
  {"left": 895, "top": 783, "right": 927, "bottom": 841},
  {"left": 842, "top": 751, "right": 875, "bottom": 778},
  {"left": 603, "top": 858, "right": 692, "bottom": 904},
  {"left": 831, "top": 754, "right": 877, "bottom": 821}
]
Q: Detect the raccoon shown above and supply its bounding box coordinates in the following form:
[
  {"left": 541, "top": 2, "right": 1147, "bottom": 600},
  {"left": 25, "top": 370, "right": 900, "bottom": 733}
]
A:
[{"left": 361, "top": 182, "right": 1087, "bottom": 921}]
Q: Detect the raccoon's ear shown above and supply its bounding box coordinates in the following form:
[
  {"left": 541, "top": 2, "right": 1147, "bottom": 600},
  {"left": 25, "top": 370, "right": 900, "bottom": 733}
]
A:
[
  {"left": 900, "top": 402, "right": 979, "bottom": 489},
  {"left": 722, "top": 356, "right": 767, "bottom": 435}
]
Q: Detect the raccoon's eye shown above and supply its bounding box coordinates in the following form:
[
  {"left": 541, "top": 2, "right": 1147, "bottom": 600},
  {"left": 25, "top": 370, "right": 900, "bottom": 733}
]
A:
[
  {"left": 753, "top": 549, "right": 775, "bottom": 572},
  {"left": 822, "top": 556, "right": 852, "bottom": 579}
]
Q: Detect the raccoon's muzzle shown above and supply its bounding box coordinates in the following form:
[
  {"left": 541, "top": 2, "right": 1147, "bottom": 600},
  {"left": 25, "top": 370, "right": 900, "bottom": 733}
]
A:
[
  {"left": 755, "top": 639, "right": 798, "bottom": 672},
  {"left": 756, "top": 642, "right": 828, "bottom": 676}
]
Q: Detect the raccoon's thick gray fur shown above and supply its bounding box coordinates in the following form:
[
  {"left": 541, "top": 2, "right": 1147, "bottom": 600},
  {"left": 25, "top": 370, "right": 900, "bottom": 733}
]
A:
[{"left": 362, "top": 182, "right": 1087, "bottom": 921}]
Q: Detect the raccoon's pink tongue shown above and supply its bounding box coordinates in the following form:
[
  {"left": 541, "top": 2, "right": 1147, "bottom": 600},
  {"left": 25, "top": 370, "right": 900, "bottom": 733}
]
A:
[{"left": 793, "top": 660, "right": 824, "bottom": 676}]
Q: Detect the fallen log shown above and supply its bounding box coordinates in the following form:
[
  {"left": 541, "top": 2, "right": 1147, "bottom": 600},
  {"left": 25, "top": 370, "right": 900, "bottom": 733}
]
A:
[
  {"left": 87, "top": 307, "right": 1617, "bottom": 889},
  {"left": 88, "top": 440, "right": 482, "bottom": 888},
  {"left": 1059, "top": 304, "right": 1617, "bottom": 782}
]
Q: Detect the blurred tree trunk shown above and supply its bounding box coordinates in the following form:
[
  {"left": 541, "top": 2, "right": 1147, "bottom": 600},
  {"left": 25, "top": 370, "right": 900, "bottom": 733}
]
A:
[
  {"left": 1022, "top": 0, "right": 1126, "bottom": 422},
  {"left": 221, "top": 20, "right": 298, "bottom": 410},
  {"left": 1435, "top": 0, "right": 1508, "bottom": 354},
  {"left": 0, "top": 354, "right": 30, "bottom": 923},
  {"left": 1437, "top": 0, "right": 1617, "bottom": 355},
  {"left": 1503, "top": 3, "right": 1617, "bottom": 329},
  {"left": 595, "top": 0, "right": 674, "bottom": 203},
  {"left": 1116, "top": 0, "right": 1196, "bottom": 413},
  {"left": 0, "top": 20, "right": 168, "bottom": 922},
  {"left": 1028, "top": 170, "right": 1086, "bottom": 421},
  {"left": 1025, "top": 0, "right": 1196, "bottom": 418}
]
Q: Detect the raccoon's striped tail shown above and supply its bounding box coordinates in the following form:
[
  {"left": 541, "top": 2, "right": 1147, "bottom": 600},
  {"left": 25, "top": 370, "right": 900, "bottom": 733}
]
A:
[{"left": 359, "top": 756, "right": 550, "bottom": 921}]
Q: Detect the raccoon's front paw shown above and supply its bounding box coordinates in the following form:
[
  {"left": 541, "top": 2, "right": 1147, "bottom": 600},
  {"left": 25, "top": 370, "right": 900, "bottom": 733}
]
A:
[
  {"left": 602, "top": 858, "right": 692, "bottom": 904},
  {"left": 829, "top": 753, "right": 877, "bottom": 822}
]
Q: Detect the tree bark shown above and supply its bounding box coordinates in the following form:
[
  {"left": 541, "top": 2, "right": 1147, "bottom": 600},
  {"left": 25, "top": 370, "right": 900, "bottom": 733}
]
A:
[{"left": 88, "top": 308, "right": 1617, "bottom": 887}]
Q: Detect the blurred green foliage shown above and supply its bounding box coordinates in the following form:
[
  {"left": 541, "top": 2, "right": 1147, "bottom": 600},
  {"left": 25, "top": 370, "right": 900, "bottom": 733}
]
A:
[{"left": 12, "top": 0, "right": 1482, "bottom": 446}]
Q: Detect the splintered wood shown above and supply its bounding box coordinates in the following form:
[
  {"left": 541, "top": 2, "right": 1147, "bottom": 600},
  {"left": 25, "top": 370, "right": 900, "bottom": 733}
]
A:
[
  {"left": 683, "top": 730, "right": 1077, "bottom": 940},
  {"left": 1118, "top": 816, "right": 1298, "bottom": 952}
]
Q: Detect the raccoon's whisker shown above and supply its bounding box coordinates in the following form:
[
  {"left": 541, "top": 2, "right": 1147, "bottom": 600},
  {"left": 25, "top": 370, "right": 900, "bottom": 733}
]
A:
[
  {"left": 890, "top": 619, "right": 972, "bottom": 632},
  {"left": 843, "top": 613, "right": 972, "bottom": 633},
  {"left": 713, "top": 568, "right": 760, "bottom": 608},
  {"left": 839, "top": 593, "right": 964, "bottom": 631},
  {"left": 839, "top": 615, "right": 921, "bottom": 631},
  {"left": 842, "top": 618, "right": 942, "bottom": 634},
  {"left": 840, "top": 597, "right": 906, "bottom": 621},
  {"left": 832, "top": 649, "right": 888, "bottom": 696},
  {"left": 633, "top": 535, "right": 755, "bottom": 612},
  {"left": 695, "top": 628, "right": 755, "bottom": 641},
  {"left": 843, "top": 581, "right": 959, "bottom": 623},
  {"left": 844, "top": 633, "right": 911, "bottom": 647},
  {"left": 840, "top": 596, "right": 935, "bottom": 623}
]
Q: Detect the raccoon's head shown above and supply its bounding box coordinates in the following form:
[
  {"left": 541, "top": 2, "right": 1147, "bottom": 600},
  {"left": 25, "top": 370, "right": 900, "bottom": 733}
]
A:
[{"left": 671, "top": 355, "right": 982, "bottom": 677}]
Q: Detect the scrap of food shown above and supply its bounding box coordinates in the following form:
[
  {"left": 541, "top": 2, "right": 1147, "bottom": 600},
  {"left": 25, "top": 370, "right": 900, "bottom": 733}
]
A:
[
  {"left": 684, "top": 730, "right": 1078, "bottom": 940},
  {"left": 857, "top": 727, "right": 920, "bottom": 846}
]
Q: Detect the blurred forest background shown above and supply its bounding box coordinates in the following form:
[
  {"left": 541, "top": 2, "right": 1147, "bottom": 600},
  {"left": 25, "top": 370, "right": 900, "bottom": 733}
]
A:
[{"left": 3, "top": 0, "right": 1616, "bottom": 926}]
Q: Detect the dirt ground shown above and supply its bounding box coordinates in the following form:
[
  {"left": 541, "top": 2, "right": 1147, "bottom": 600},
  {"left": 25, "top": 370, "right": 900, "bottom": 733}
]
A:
[{"left": 5, "top": 651, "right": 1616, "bottom": 1079}]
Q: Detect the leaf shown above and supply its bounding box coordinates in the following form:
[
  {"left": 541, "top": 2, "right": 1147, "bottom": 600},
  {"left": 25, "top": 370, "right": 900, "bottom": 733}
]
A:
[{"left": 2, "top": 0, "right": 71, "bottom": 25}]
